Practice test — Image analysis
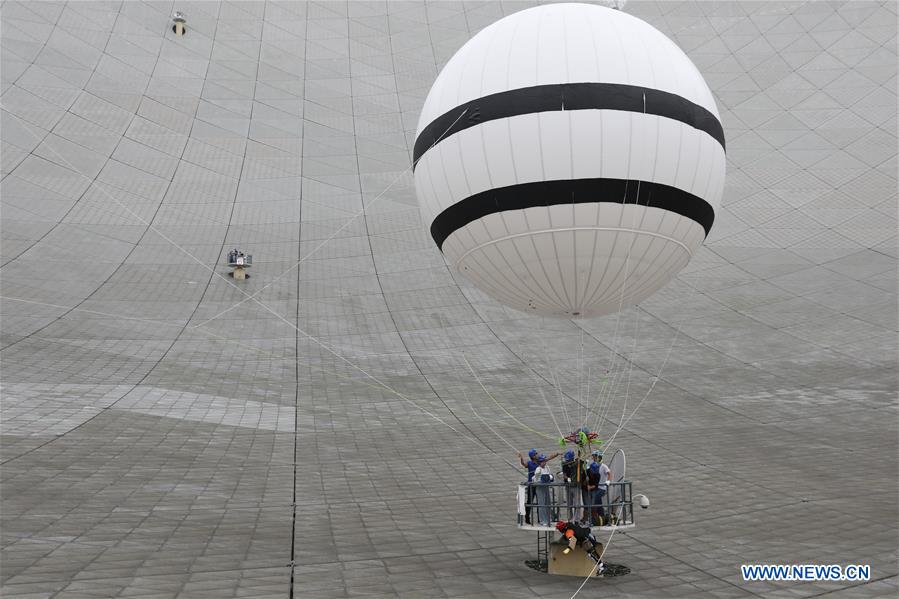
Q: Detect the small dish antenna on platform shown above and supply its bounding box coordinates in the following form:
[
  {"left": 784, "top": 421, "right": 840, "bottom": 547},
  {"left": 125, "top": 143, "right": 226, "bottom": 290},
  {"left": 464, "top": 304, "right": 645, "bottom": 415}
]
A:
[{"left": 607, "top": 449, "right": 627, "bottom": 521}]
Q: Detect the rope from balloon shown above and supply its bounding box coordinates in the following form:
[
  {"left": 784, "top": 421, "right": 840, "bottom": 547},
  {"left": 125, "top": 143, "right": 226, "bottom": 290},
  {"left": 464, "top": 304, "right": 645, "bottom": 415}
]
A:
[
  {"left": 461, "top": 353, "right": 556, "bottom": 441},
  {"left": 463, "top": 391, "right": 519, "bottom": 454}
]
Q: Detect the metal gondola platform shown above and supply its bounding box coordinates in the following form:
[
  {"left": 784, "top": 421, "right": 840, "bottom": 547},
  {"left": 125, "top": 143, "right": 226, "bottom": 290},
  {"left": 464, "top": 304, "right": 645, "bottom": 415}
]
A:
[
  {"left": 515, "top": 449, "right": 640, "bottom": 576},
  {"left": 516, "top": 480, "right": 638, "bottom": 531}
]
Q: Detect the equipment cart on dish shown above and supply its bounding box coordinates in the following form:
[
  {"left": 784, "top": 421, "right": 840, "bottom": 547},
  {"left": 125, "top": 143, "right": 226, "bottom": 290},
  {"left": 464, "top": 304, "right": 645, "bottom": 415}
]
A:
[{"left": 227, "top": 251, "right": 252, "bottom": 280}]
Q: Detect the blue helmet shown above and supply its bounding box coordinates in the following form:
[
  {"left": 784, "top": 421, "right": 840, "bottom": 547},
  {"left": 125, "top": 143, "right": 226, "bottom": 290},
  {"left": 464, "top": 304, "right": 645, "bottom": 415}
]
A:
[
  {"left": 528, "top": 448, "right": 538, "bottom": 459},
  {"left": 564, "top": 450, "right": 575, "bottom": 461},
  {"left": 537, "top": 453, "right": 548, "bottom": 462},
  {"left": 591, "top": 449, "right": 604, "bottom": 458},
  {"left": 589, "top": 461, "right": 600, "bottom": 472}
]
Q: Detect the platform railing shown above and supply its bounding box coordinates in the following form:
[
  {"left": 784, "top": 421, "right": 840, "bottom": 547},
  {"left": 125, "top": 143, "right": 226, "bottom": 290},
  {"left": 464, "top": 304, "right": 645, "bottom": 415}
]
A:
[{"left": 517, "top": 480, "right": 635, "bottom": 528}]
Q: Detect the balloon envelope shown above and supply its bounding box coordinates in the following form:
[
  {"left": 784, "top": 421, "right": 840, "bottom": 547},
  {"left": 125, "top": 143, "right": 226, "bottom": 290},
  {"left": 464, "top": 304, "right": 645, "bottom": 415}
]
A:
[{"left": 414, "top": 3, "right": 725, "bottom": 318}]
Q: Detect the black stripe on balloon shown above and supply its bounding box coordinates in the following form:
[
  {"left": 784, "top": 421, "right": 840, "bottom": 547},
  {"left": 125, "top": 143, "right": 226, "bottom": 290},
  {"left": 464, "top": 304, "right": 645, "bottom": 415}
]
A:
[
  {"left": 413, "top": 82, "right": 725, "bottom": 169},
  {"left": 430, "top": 178, "right": 715, "bottom": 251}
]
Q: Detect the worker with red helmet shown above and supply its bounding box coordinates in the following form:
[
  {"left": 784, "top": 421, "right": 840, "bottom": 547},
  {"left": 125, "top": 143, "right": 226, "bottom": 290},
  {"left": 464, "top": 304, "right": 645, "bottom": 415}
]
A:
[{"left": 555, "top": 520, "right": 605, "bottom": 574}]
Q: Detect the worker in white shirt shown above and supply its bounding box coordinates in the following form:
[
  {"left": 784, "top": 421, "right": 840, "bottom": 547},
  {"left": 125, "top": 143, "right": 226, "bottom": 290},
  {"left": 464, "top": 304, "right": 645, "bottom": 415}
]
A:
[{"left": 533, "top": 454, "right": 555, "bottom": 526}]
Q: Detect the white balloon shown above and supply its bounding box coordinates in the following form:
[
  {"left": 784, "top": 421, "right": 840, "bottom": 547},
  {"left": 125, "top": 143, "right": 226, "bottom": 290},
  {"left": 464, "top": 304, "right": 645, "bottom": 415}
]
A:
[{"left": 414, "top": 3, "right": 725, "bottom": 318}]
